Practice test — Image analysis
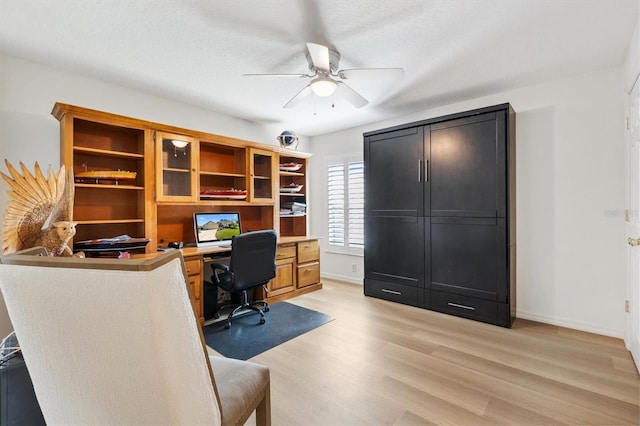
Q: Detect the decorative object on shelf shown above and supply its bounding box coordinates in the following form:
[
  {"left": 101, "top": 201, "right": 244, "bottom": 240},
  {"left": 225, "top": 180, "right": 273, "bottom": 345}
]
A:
[
  {"left": 280, "top": 201, "right": 306, "bottom": 216},
  {"left": 1, "top": 160, "right": 79, "bottom": 257},
  {"left": 279, "top": 162, "right": 303, "bottom": 172},
  {"left": 277, "top": 130, "right": 299, "bottom": 150},
  {"left": 75, "top": 167, "right": 137, "bottom": 184},
  {"left": 200, "top": 188, "right": 248, "bottom": 200},
  {"left": 171, "top": 139, "right": 188, "bottom": 157},
  {"left": 280, "top": 183, "right": 303, "bottom": 193},
  {"left": 73, "top": 234, "right": 150, "bottom": 257}
]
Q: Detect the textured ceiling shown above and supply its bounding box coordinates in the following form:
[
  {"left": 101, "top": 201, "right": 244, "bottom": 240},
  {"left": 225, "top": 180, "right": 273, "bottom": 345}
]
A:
[{"left": 0, "top": 0, "right": 637, "bottom": 136}]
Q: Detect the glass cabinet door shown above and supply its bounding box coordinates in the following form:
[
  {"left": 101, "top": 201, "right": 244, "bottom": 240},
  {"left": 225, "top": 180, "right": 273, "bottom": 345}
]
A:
[
  {"left": 155, "top": 131, "right": 198, "bottom": 202},
  {"left": 249, "top": 148, "right": 276, "bottom": 202}
]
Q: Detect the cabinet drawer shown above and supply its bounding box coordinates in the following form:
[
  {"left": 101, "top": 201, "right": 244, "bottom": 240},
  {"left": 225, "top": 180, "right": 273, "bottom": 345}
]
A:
[
  {"left": 276, "top": 244, "right": 296, "bottom": 260},
  {"left": 297, "top": 261, "right": 320, "bottom": 288},
  {"left": 187, "top": 275, "right": 201, "bottom": 301},
  {"left": 184, "top": 258, "right": 201, "bottom": 276},
  {"left": 364, "top": 279, "right": 419, "bottom": 307},
  {"left": 430, "top": 291, "right": 502, "bottom": 325},
  {"left": 297, "top": 240, "right": 319, "bottom": 264}
]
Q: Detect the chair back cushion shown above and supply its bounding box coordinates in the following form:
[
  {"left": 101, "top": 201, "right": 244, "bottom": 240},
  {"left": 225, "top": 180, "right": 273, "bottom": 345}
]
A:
[
  {"left": 0, "top": 251, "right": 221, "bottom": 425},
  {"left": 229, "top": 230, "right": 277, "bottom": 291}
]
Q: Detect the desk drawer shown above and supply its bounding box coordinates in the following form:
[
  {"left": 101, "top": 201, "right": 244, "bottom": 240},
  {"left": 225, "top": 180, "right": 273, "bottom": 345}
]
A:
[
  {"left": 297, "top": 240, "right": 319, "bottom": 263},
  {"left": 276, "top": 244, "right": 296, "bottom": 260},
  {"left": 297, "top": 261, "right": 319, "bottom": 288},
  {"left": 184, "top": 258, "right": 201, "bottom": 276}
]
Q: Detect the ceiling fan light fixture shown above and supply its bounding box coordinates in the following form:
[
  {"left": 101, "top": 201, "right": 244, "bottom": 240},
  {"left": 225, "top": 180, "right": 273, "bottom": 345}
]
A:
[{"left": 310, "top": 76, "right": 337, "bottom": 97}]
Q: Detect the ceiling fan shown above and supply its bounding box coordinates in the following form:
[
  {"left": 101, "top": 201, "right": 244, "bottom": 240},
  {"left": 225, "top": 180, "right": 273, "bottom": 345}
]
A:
[{"left": 243, "top": 42, "right": 404, "bottom": 109}]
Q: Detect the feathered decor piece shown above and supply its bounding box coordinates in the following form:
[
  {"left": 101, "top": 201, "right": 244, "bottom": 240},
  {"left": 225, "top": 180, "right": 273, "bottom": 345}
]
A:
[{"left": 1, "top": 160, "right": 78, "bottom": 257}]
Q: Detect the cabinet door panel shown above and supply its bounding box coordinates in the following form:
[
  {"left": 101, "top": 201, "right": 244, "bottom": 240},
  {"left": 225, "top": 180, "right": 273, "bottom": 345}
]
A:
[
  {"left": 364, "top": 127, "right": 425, "bottom": 217},
  {"left": 430, "top": 217, "right": 507, "bottom": 302},
  {"left": 269, "top": 256, "right": 296, "bottom": 297},
  {"left": 430, "top": 112, "right": 506, "bottom": 218},
  {"left": 155, "top": 131, "right": 198, "bottom": 202},
  {"left": 364, "top": 216, "right": 425, "bottom": 287}
]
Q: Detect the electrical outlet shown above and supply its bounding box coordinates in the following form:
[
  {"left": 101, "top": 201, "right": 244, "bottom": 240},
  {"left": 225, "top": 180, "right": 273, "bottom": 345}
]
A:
[
  {"left": 351, "top": 263, "right": 357, "bottom": 273},
  {"left": 625, "top": 300, "right": 630, "bottom": 313}
]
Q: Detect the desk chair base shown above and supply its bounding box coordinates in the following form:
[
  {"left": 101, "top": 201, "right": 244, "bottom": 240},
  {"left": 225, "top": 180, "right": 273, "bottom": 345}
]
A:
[{"left": 216, "top": 289, "right": 270, "bottom": 329}]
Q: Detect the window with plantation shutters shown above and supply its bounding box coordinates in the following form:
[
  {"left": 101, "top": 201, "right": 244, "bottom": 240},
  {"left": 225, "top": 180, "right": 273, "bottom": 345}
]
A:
[
  {"left": 327, "top": 163, "right": 345, "bottom": 246},
  {"left": 327, "top": 160, "right": 364, "bottom": 250},
  {"left": 347, "top": 161, "right": 364, "bottom": 248}
]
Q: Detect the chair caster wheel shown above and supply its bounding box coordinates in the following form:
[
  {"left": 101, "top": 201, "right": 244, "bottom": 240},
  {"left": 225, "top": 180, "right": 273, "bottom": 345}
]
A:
[
  {"left": 264, "top": 306, "right": 270, "bottom": 312},
  {"left": 224, "top": 323, "right": 231, "bottom": 329},
  {"left": 260, "top": 318, "right": 265, "bottom": 325}
]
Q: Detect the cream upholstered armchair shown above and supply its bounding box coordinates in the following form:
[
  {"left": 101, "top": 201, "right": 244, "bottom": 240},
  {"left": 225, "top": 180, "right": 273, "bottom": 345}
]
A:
[{"left": 0, "top": 248, "right": 270, "bottom": 425}]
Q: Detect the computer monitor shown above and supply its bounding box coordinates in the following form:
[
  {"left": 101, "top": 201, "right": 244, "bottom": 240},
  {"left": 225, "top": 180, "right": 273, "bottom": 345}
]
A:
[{"left": 193, "top": 212, "right": 242, "bottom": 248}]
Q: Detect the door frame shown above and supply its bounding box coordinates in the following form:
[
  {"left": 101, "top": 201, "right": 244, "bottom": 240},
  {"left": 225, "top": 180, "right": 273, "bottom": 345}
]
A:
[{"left": 625, "top": 74, "right": 640, "bottom": 373}]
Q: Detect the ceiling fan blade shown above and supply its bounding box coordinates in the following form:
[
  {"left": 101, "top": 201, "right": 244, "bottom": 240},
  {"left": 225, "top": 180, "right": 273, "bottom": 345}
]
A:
[
  {"left": 283, "top": 84, "right": 312, "bottom": 108},
  {"left": 338, "top": 68, "right": 404, "bottom": 80},
  {"left": 306, "top": 42, "right": 331, "bottom": 72},
  {"left": 243, "top": 73, "right": 310, "bottom": 78},
  {"left": 335, "top": 81, "right": 368, "bottom": 108}
]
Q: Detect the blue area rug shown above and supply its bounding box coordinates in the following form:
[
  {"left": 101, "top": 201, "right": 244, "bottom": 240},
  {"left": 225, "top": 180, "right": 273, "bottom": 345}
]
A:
[{"left": 203, "top": 301, "right": 333, "bottom": 360}]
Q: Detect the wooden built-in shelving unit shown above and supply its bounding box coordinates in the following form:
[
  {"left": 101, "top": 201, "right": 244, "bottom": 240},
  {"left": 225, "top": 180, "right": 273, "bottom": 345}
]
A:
[{"left": 52, "top": 103, "right": 312, "bottom": 252}]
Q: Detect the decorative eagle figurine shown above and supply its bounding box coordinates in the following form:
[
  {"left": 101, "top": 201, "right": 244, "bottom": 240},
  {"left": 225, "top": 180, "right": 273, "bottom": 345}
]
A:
[{"left": 1, "top": 160, "right": 78, "bottom": 257}]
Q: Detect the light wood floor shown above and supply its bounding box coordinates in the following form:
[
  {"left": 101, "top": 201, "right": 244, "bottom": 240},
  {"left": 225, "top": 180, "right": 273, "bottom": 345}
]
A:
[{"left": 231, "top": 279, "right": 640, "bottom": 425}]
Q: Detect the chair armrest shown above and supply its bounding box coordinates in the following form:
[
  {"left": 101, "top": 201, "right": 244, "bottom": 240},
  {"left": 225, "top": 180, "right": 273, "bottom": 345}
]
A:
[
  {"left": 210, "top": 263, "right": 229, "bottom": 272},
  {"left": 211, "top": 263, "right": 231, "bottom": 285}
]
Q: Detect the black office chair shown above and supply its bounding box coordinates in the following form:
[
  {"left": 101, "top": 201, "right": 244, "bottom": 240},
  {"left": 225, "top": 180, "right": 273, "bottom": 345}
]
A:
[{"left": 210, "top": 230, "right": 277, "bottom": 329}]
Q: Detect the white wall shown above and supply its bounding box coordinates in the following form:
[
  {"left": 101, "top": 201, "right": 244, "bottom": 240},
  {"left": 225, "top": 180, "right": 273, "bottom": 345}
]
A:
[
  {"left": 0, "top": 53, "right": 310, "bottom": 338},
  {"left": 310, "top": 67, "right": 627, "bottom": 338}
]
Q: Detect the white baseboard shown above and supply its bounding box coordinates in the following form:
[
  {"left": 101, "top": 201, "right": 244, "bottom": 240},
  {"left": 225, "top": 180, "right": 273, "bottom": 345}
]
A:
[
  {"left": 516, "top": 309, "right": 624, "bottom": 339},
  {"left": 319, "top": 275, "right": 624, "bottom": 339},
  {"left": 320, "top": 273, "right": 363, "bottom": 285}
]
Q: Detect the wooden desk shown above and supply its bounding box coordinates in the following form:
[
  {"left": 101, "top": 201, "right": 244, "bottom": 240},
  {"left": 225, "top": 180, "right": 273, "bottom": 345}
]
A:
[{"left": 170, "top": 237, "right": 321, "bottom": 325}]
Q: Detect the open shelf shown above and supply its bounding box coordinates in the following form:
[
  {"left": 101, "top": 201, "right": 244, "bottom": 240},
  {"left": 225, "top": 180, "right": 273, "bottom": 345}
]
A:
[
  {"left": 74, "top": 146, "right": 144, "bottom": 159},
  {"left": 278, "top": 153, "right": 308, "bottom": 237},
  {"left": 74, "top": 183, "right": 144, "bottom": 190}
]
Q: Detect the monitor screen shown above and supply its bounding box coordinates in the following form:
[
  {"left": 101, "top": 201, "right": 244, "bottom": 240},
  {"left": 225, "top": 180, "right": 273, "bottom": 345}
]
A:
[{"left": 193, "top": 212, "right": 242, "bottom": 247}]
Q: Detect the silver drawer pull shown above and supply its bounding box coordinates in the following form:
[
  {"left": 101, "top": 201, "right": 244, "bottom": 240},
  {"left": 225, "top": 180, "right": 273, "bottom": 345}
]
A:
[
  {"left": 447, "top": 302, "right": 475, "bottom": 311},
  {"left": 381, "top": 289, "right": 402, "bottom": 295}
]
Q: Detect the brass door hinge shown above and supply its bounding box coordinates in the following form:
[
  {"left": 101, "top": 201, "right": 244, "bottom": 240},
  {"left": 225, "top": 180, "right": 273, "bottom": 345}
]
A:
[{"left": 625, "top": 300, "right": 630, "bottom": 313}]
